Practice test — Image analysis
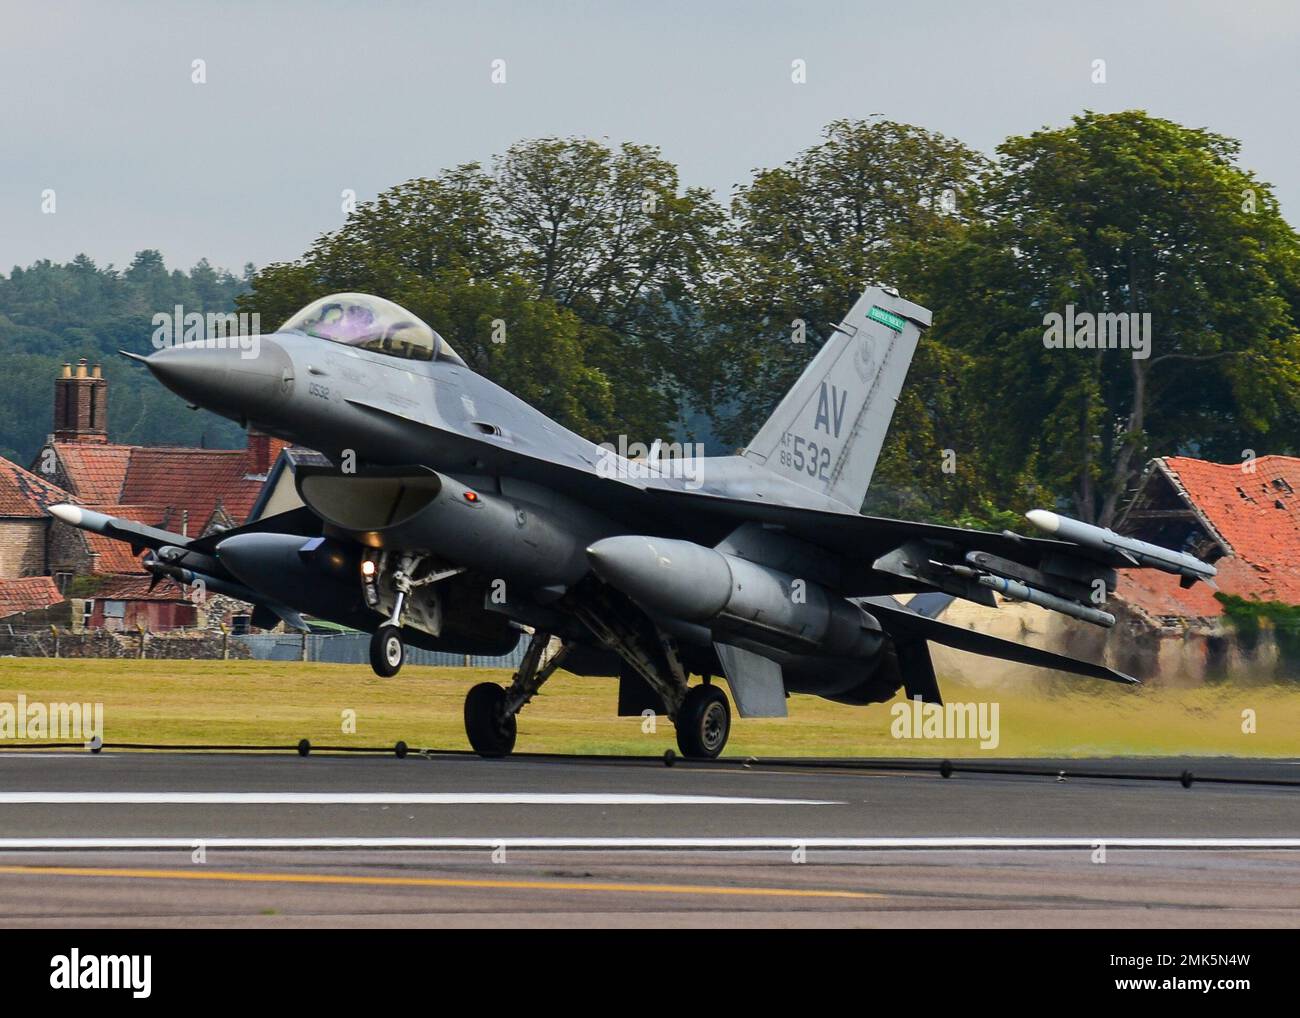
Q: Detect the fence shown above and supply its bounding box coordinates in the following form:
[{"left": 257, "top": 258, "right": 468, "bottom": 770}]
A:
[{"left": 233, "top": 632, "right": 527, "bottom": 669}]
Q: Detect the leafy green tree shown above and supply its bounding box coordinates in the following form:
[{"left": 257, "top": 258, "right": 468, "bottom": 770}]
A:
[
  {"left": 700, "top": 118, "right": 991, "bottom": 518},
  {"left": 922, "top": 111, "right": 1300, "bottom": 526},
  {"left": 242, "top": 139, "right": 725, "bottom": 442}
]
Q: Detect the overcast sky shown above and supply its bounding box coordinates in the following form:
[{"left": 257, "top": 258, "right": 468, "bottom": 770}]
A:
[{"left": 3, "top": 0, "right": 1297, "bottom": 274}]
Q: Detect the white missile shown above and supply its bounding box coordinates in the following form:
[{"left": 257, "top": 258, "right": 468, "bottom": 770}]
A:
[
  {"left": 1025, "top": 509, "right": 1217, "bottom": 582},
  {"left": 47, "top": 502, "right": 194, "bottom": 549}
]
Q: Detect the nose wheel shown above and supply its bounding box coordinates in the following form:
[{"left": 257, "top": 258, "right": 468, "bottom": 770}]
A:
[
  {"left": 675, "top": 684, "right": 731, "bottom": 759},
  {"left": 369, "top": 624, "right": 404, "bottom": 677}
]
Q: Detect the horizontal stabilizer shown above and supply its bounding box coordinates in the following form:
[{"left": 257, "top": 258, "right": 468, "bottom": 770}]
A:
[{"left": 863, "top": 596, "right": 1137, "bottom": 686}]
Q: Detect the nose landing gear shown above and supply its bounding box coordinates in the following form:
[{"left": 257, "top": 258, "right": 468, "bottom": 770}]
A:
[
  {"left": 368, "top": 566, "right": 412, "bottom": 678},
  {"left": 364, "top": 554, "right": 464, "bottom": 678},
  {"left": 370, "top": 624, "right": 404, "bottom": 677}
]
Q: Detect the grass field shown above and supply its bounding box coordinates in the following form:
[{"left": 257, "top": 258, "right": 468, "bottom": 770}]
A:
[{"left": 0, "top": 657, "right": 1295, "bottom": 757}]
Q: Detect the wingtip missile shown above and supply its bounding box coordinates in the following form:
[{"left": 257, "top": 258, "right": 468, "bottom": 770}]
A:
[
  {"left": 48, "top": 502, "right": 194, "bottom": 553},
  {"left": 1026, "top": 509, "right": 1217, "bottom": 582},
  {"left": 48, "top": 502, "right": 101, "bottom": 531}
]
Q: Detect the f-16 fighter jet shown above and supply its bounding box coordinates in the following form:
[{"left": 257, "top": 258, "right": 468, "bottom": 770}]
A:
[{"left": 51, "top": 287, "right": 1217, "bottom": 758}]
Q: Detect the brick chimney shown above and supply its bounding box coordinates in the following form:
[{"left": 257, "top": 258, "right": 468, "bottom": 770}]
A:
[
  {"left": 245, "top": 430, "right": 288, "bottom": 475},
  {"left": 53, "top": 359, "right": 109, "bottom": 443}
]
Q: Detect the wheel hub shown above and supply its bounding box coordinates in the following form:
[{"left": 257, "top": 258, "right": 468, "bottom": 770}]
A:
[{"left": 701, "top": 701, "right": 727, "bottom": 752}]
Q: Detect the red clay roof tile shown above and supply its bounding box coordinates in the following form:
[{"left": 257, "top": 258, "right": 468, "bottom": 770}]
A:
[
  {"left": 53, "top": 443, "right": 133, "bottom": 504},
  {"left": 93, "top": 573, "right": 190, "bottom": 602},
  {"left": 1119, "top": 455, "right": 1300, "bottom": 615},
  {"left": 52, "top": 441, "right": 266, "bottom": 533},
  {"left": 0, "top": 457, "right": 72, "bottom": 517},
  {"left": 0, "top": 576, "right": 63, "bottom": 616}
]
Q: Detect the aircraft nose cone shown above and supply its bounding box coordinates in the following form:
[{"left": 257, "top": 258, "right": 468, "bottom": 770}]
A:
[{"left": 145, "top": 335, "right": 293, "bottom": 420}]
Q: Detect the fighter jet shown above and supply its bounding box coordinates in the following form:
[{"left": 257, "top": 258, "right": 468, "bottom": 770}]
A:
[{"left": 50, "top": 286, "right": 1217, "bottom": 759}]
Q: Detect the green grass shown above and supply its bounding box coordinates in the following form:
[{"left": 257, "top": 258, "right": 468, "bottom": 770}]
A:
[{"left": 0, "top": 657, "right": 1294, "bottom": 757}]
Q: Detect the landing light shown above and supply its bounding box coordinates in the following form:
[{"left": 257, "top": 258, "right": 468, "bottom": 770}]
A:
[{"left": 361, "top": 559, "right": 376, "bottom": 579}]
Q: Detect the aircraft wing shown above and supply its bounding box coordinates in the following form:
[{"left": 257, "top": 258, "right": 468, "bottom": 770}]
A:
[
  {"left": 640, "top": 487, "right": 1214, "bottom": 629},
  {"left": 642, "top": 488, "right": 1123, "bottom": 567},
  {"left": 287, "top": 403, "right": 1215, "bottom": 631}
]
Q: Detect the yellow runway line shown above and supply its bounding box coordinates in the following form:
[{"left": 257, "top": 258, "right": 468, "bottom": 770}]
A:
[{"left": 0, "top": 865, "right": 880, "bottom": 901}]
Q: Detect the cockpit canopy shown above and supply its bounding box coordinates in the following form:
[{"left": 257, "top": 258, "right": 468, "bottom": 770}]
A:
[{"left": 279, "top": 293, "right": 464, "bottom": 365}]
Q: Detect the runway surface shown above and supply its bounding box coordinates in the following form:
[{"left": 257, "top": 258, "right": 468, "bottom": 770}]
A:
[{"left": 0, "top": 751, "right": 1296, "bottom": 927}]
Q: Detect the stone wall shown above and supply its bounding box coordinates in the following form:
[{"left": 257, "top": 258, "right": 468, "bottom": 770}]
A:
[{"left": 0, "top": 627, "right": 250, "bottom": 660}]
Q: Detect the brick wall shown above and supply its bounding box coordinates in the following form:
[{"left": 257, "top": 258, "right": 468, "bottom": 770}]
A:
[{"left": 0, "top": 519, "right": 49, "bottom": 578}]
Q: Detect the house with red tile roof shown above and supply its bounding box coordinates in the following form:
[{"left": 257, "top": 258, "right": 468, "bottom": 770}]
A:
[
  {"left": 36, "top": 357, "right": 287, "bottom": 539},
  {"left": 0, "top": 454, "right": 69, "bottom": 576},
  {"left": 1114, "top": 455, "right": 1300, "bottom": 626},
  {"left": 0, "top": 575, "right": 63, "bottom": 620},
  {"left": 86, "top": 574, "right": 197, "bottom": 631},
  {"left": 0, "top": 360, "right": 288, "bottom": 630}
]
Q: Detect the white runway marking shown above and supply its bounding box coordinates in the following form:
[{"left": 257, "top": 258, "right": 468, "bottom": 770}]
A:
[
  {"left": 0, "top": 792, "right": 839, "bottom": 806},
  {"left": 0, "top": 837, "right": 1297, "bottom": 850}
]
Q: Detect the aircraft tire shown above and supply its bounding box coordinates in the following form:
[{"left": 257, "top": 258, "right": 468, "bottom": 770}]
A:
[
  {"left": 675, "top": 684, "right": 730, "bottom": 759},
  {"left": 465, "top": 682, "right": 518, "bottom": 758},
  {"left": 370, "top": 625, "right": 404, "bottom": 677}
]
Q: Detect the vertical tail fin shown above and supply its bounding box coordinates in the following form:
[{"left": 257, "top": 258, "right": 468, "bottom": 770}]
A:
[{"left": 741, "top": 285, "right": 930, "bottom": 511}]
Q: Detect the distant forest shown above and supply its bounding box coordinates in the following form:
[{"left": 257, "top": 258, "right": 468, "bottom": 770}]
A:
[{"left": 0, "top": 251, "right": 252, "bottom": 464}]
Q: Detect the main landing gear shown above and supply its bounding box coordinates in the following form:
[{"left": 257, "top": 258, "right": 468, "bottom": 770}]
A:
[
  {"left": 570, "top": 584, "right": 731, "bottom": 760},
  {"left": 464, "top": 629, "right": 570, "bottom": 757},
  {"left": 675, "top": 682, "right": 731, "bottom": 759}
]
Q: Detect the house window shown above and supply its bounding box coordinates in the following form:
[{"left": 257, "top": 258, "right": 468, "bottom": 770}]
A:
[
  {"left": 103, "top": 599, "right": 125, "bottom": 632},
  {"left": 231, "top": 614, "right": 251, "bottom": 635},
  {"left": 54, "top": 572, "right": 72, "bottom": 594}
]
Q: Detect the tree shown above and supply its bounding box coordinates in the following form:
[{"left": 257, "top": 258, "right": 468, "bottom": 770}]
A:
[
  {"left": 923, "top": 111, "right": 1300, "bottom": 526},
  {"left": 0, "top": 253, "right": 250, "bottom": 460},
  {"left": 241, "top": 139, "right": 726, "bottom": 443},
  {"left": 700, "top": 118, "right": 992, "bottom": 519}
]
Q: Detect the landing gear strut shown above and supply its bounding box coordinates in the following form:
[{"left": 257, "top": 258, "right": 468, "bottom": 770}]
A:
[
  {"left": 569, "top": 583, "right": 731, "bottom": 759},
  {"left": 368, "top": 556, "right": 417, "bottom": 678},
  {"left": 366, "top": 554, "right": 465, "bottom": 678},
  {"left": 464, "top": 630, "right": 569, "bottom": 758}
]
